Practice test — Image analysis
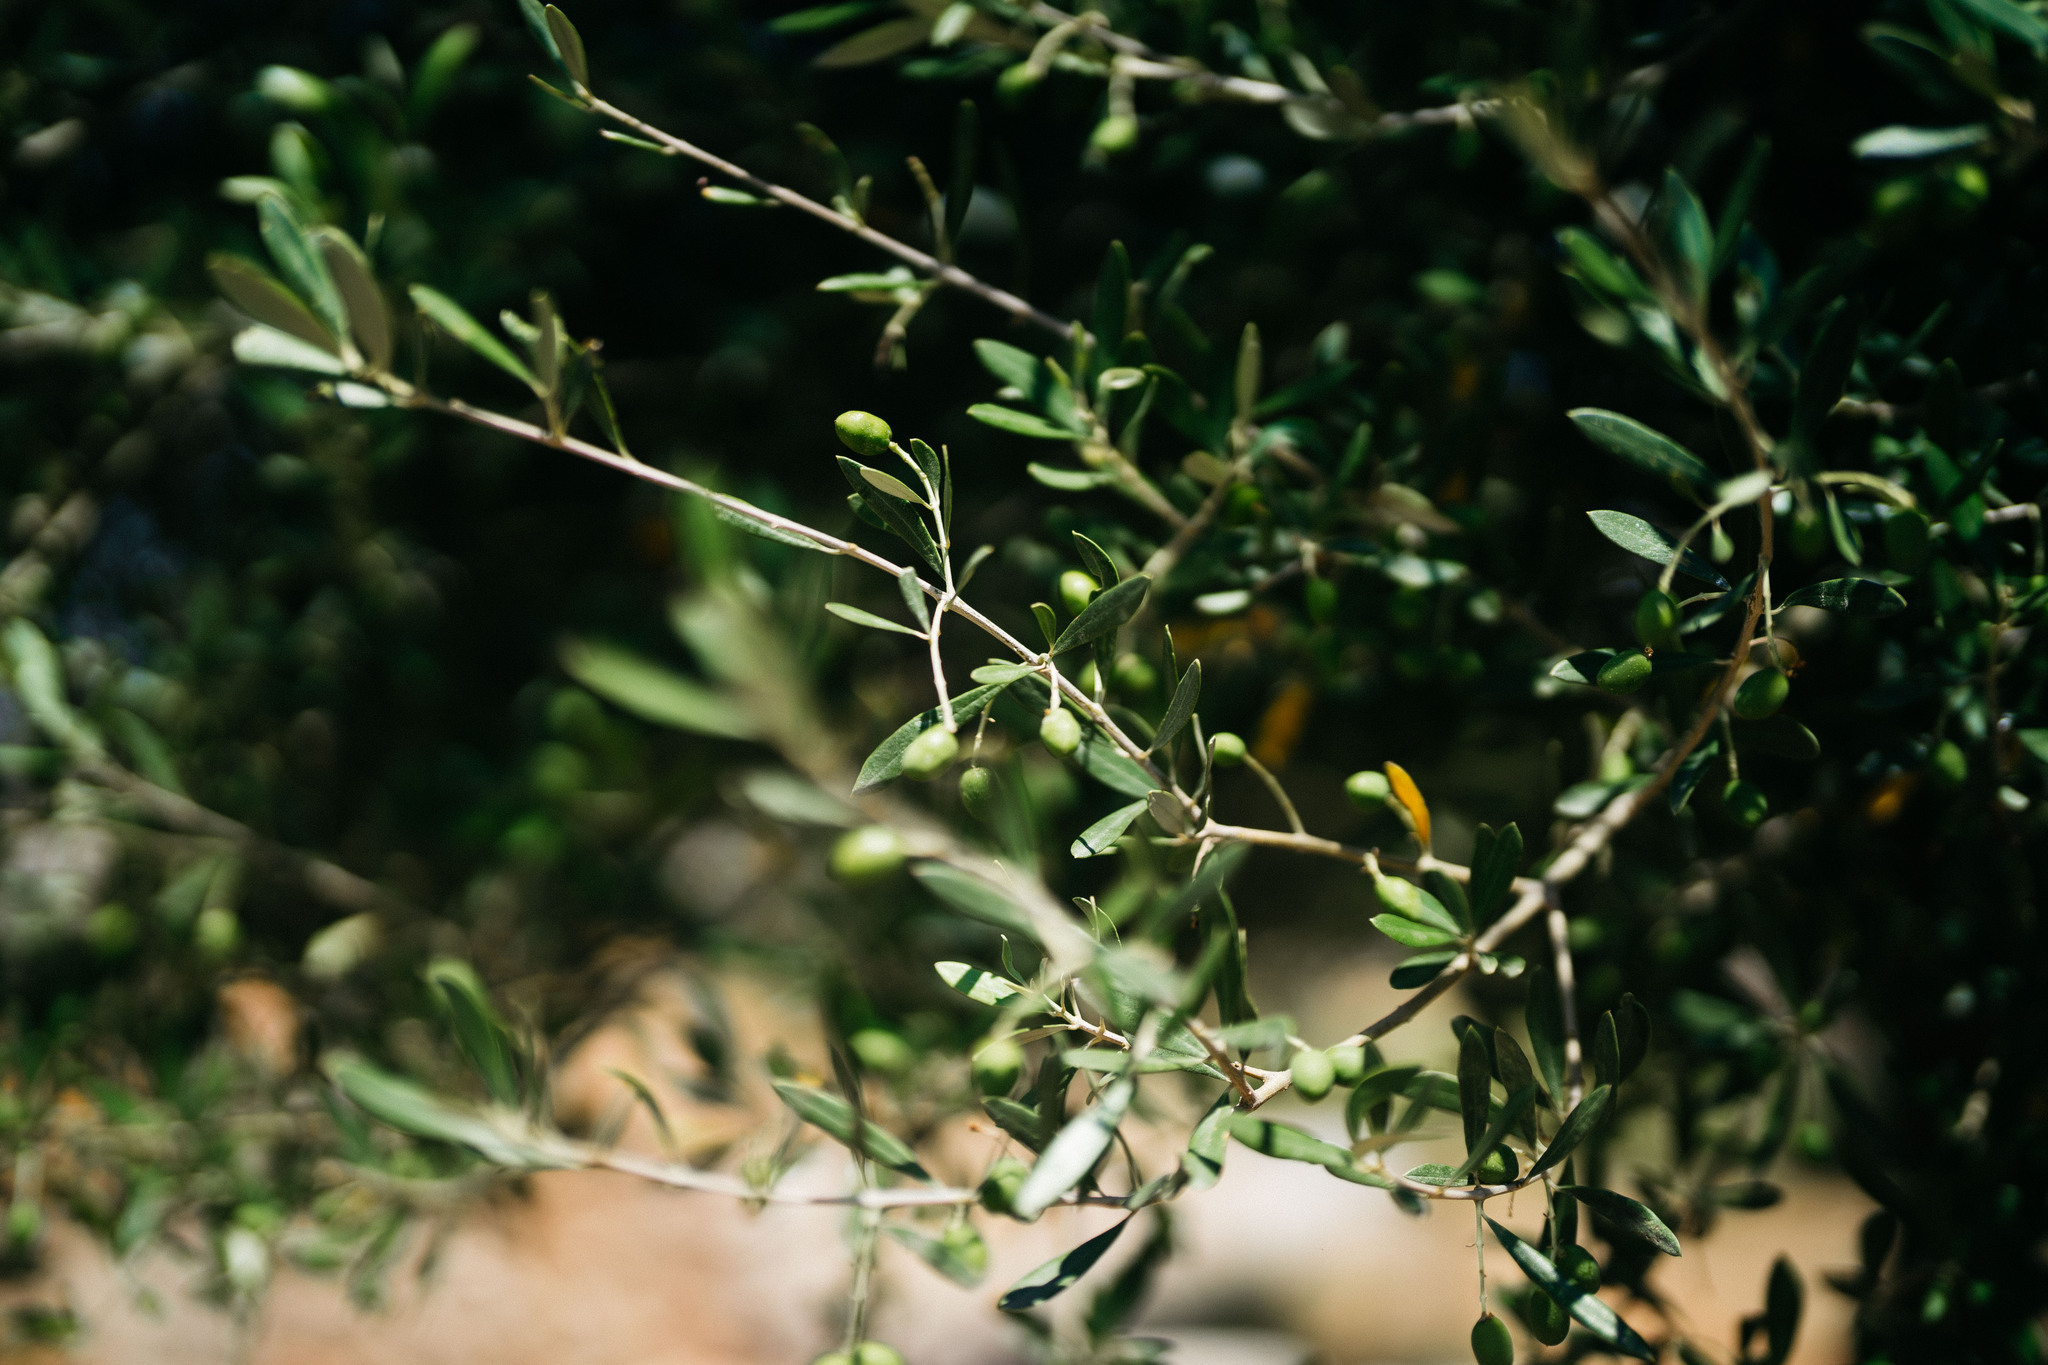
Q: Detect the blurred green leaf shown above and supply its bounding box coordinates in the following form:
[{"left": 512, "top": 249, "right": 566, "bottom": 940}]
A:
[{"left": 771, "top": 1081, "right": 929, "bottom": 1177}]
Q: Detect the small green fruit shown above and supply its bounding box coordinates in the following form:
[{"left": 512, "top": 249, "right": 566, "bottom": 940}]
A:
[
  {"left": 1723, "top": 778, "right": 1769, "bottom": 828},
  {"left": 1290, "top": 1048, "right": 1336, "bottom": 1102},
  {"left": 1597, "top": 650, "right": 1654, "bottom": 695},
  {"left": 834, "top": 410, "right": 893, "bottom": 459},
  {"left": 85, "top": 903, "right": 137, "bottom": 957},
  {"left": 1328, "top": 1044, "right": 1367, "bottom": 1086},
  {"left": 980, "top": 1155, "right": 1030, "bottom": 1214},
  {"left": 194, "top": 906, "right": 241, "bottom": 957},
  {"left": 1372, "top": 869, "right": 1425, "bottom": 921},
  {"left": 1112, "top": 652, "right": 1157, "bottom": 696},
  {"left": 850, "top": 1028, "right": 914, "bottom": 1075},
  {"left": 1089, "top": 114, "right": 1140, "bottom": 156},
  {"left": 972, "top": 1038, "right": 1025, "bottom": 1096},
  {"left": 1209, "top": 732, "right": 1247, "bottom": 767},
  {"left": 901, "top": 726, "right": 959, "bottom": 779},
  {"left": 831, "top": 825, "right": 906, "bottom": 884},
  {"left": 1304, "top": 576, "right": 1338, "bottom": 625},
  {"left": 1931, "top": 740, "right": 1967, "bottom": 788},
  {"left": 1040, "top": 709, "right": 1082, "bottom": 755},
  {"left": 1732, "top": 668, "right": 1788, "bottom": 720},
  {"left": 1471, "top": 1311, "right": 1515, "bottom": 1365},
  {"left": 1058, "top": 569, "right": 1099, "bottom": 616},
  {"left": 1474, "top": 1146, "right": 1518, "bottom": 1185},
  {"left": 1524, "top": 1287, "right": 1570, "bottom": 1345},
  {"left": 1344, "top": 770, "right": 1391, "bottom": 810},
  {"left": 1633, "top": 590, "right": 1680, "bottom": 650},
  {"left": 854, "top": 1344, "right": 906, "bottom": 1365},
  {"left": 1885, "top": 509, "right": 1931, "bottom": 574},
  {"left": 958, "top": 766, "right": 998, "bottom": 822},
  {"left": 995, "top": 61, "right": 1042, "bottom": 103},
  {"left": 1556, "top": 1243, "right": 1602, "bottom": 1293}
]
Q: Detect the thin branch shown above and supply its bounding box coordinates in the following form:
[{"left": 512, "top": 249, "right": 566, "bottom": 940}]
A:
[{"left": 585, "top": 97, "right": 1073, "bottom": 343}]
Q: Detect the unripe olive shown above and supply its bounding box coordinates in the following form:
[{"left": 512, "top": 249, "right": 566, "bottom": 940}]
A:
[
  {"left": 1597, "top": 650, "right": 1654, "bottom": 695},
  {"left": 980, "top": 1154, "right": 1030, "bottom": 1214},
  {"left": 1732, "top": 668, "right": 1788, "bottom": 720},
  {"left": 854, "top": 1343, "right": 906, "bottom": 1365},
  {"left": 1344, "top": 770, "right": 1391, "bottom": 810},
  {"left": 1372, "top": 870, "right": 1425, "bottom": 921},
  {"left": 1089, "top": 114, "right": 1140, "bottom": 156},
  {"left": 1556, "top": 1243, "right": 1602, "bottom": 1293},
  {"left": 995, "top": 61, "right": 1042, "bottom": 103},
  {"left": 1931, "top": 739, "right": 1967, "bottom": 789},
  {"left": 901, "top": 726, "right": 959, "bottom": 779},
  {"left": 1040, "top": 709, "right": 1082, "bottom": 755},
  {"left": 85, "top": 903, "right": 137, "bottom": 957},
  {"left": 1078, "top": 661, "right": 1103, "bottom": 695},
  {"left": 831, "top": 825, "right": 906, "bottom": 884},
  {"left": 972, "top": 1038, "right": 1025, "bottom": 1096},
  {"left": 1474, "top": 1145, "right": 1518, "bottom": 1185},
  {"left": 1723, "top": 778, "right": 1769, "bottom": 828},
  {"left": 1058, "top": 570, "right": 1099, "bottom": 616},
  {"left": 1290, "top": 1048, "right": 1336, "bottom": 1102},
  {"left": 194, "top": 906, "right": 241, "bottom": 957},
  {"left": 850, "top": 1028, "right": 914, "bottom": 1075},
  {"left": 1885, "top": 509, "right": 1931, "bottom": 574},
  {"left": 1304, "top": 576, "right": 1338, "bottom": 625},
  {"left": 1209, "top": 732, "right": 1246, "bottom": 767},
  {"left": 958, "top": 766, "right": 997, "bottom": 822},
  {"left": 1328, "top": 1044, "right": 1367, "bottom": 1087},
  {"left": 834, "top": 410, "right": 893, "bottom": 459},
  {"left": 1525, "top": 1288, "right": 1570, "bottom": 1345},
  {"left": 1633, "top": 590, "right": 1680, "bottom": 650},
  {"left": 1112, "top": 652, "right": 1157, "bottom": 696},
  {"left": 1471, "top": 1312, "right": 1515, "bottom": 1365}
]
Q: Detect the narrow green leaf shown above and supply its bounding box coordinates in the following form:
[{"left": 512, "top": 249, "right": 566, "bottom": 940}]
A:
[
  {"left": 425, "top": 959, "right": 520, "bottom": 1105},
  {"left": 934, "top": 961, "right": 1029, "bottom": 1007},
  {"left": 1486, "top": 1218, "right": 1656, "bottom": 1359},
  {"left": 1150, "top": 659, "right": 1202, "bottom": 755},
  {"left": 311, "top": 228, "right": 392, "bottom": 371},
  {"left": 1615, "top": 993, "right": 1650, "bottom": 1081},
  {"left": 887, "top": 1222, "right": 987, "bottom": 1287},
  {"left": 1233, "top": 322, "right": 1261, "bottom": 420},
  {"left": 1071, "top": 798, "right": 1147, "bottom": 858},
  {"left": 998, "top": 1219, "right": 1129, "bottom": 1310},
  {"left": 1592, "top": 1011, "right": 1622, "bottom": 1090},
  {"left": 769, "top": 1, "right": 881, "bottom": 34},
  {"left": 558, "top": 638, "right": 756, "bottom": 739},
  {"left": 825, "top": 602, "right": 923, "bottom": 637},
  {"left": 410, "top": 284, "right": 538, "bottom": 389},
  {"left": 1452, "top": 1082, "right": 1540, "bottom": 1182},
  {"left": 326, "top": 1058, "right": 564, "bottom": 1169},
  {"left": 1370, "top": 914, "right": 1460, "bottom": 949},
  {"left": 257, "top": 194, "right": 349, "bottom": 346},
  {"left": 208, "top": 253, "right": 336, "bottom": 354},
  {"left": 968, "top": 403, "right": 1079, "bottom": 440},
  {"left": 1713, "top": 138, "right": 1771, "bottom": 276},
  {"left": 1052, "top": 575, "right": 1150, "bottom": 654},
  {"left": 983, "top": 1096, "right": 1044, "bottom": 1151},
  {"left": 911, "top": 862, "right": 1035, "bottom": 938},
  {"left": 1528, "top": 1085, "right": 1613, "bottom": 1180},
  {"left": 1229, "top": 1115, "right": 1359, "bottom": 1175},
  {"left": 1457, "top": 1027, "right": 1492, "bottom": 1157},
  {"left": 1388, "top": 952, "right": 1457, "bottom": 989},
  {"left": 542, "top": 5, "right": 588, "bottom": 86},
  {"left": 1093, "top": 242, "right": 1130, "bottom": 365},
  {"left": 1560, "top": 1185, "right": 1681, "bottom": 1256},
  {"left": 772, "top": 1081, "right": 928, "bottom": 1177},
  {"left": 1780, "top": 577, "right": 1905, "bottom": 616},
  {"left": 1013, "top": 1079, "right": 1133, "bottom": 1218},
  {"left": 944, "top": 99, "right": 978, "bottom": 246},
  {"left": 1028, "top": 463, "right": 1119, "bottom": 491},
  {"left": 1586, "top": 510, "right": 1730, "bottom": 588},
  {"left": 860, "top": 465, "right": 927, "bottom": 506},
  {"left": 1071, "top": 531, "right": 1119, "bottom": 588},
  {"left": 1659, "top": 169, "right": 1712, "bottom": 304},
  {"left": 1764, "top": 1255, "right": 1803, "bottom": 1365},
  {"left": 231, "top": 324, "right": 348, "bottom": 375},
  {"left": 1569, "top": 409, "right": 1715, "bottom": 493},
  {"left": 854, "top": 682, "right": 1004, "bottom": 790},
  {"left": 813, "top": 17, "right": 932, "bottom": 68},
  {"left": 1526, "top": 966, "right": 1568, "bottom": 1118},
  {"left": 1947, "top": 0, "right": 2048, "bottom": 53},
  {"left": 1345, "top": 1063, "right": 1419, "bottom": 1138},
  {"left": 1467, "top": 822, "right": 1523, "bottom": 924},
  {"left": 1493, "top": 1028, "right": 1549, "bottom": 1113}
]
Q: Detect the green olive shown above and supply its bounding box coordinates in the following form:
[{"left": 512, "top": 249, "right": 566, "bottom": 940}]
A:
[
  {"left": 1723, "top": 778, "right": 1769, "bottom": 828},
  {"left": 1290, "top": 1048, "right": 1336, "bottom": 1102},
  {"left": 85, "top": 903, "right": 137, "bottom": 957},
  {"left": 1209, "top": 732, "right": 1247, "bottom": 767},
  {"left": 1474, "top": 1145, "right": 1518, "bottom": 1185},
  {"left": 1058, "top": 570, "right": 1099, "bottom": 616},
  {"left": 995, "top": 61, "right": 1043, "bottom": 103},
  {"left": 1328, "top": 1044, "right": 1367, "bottom": 1086},
  {"left": 972, "top": 1038, "right": 1025, "bottom": 1096},
  {"left": 831, "top": 825, "right": 906, "bottom": 884},
  {"left": 901, "top": 726, "right": 959, "bottom": 779},
  {"left": 1112, "top": 652, "right": 1158, "bottom": 696},
  {"left": 958, "top": 766, "right": 998, "bottom": 822},
  {"left": 853, "top": 1343, "right": 906, "bottom": 1365},
  {"left": 1345, "top": 770, "right": 1391, "bottom": 810},
  {"left": 1304, "top": 576, "right": 1338, "bottom": 625},
  {"left": 1040, "top": 709, "right": 1083, "bottom": 755},
  {"left": 1732, "top": 668, "right": 1788, "bottom": 720},
  {"left": 834, "top": 410, "right": 893, "bottom": 459},
  {"left": 1089, "top": 114, "right": 1139, "bottom": 156},
  {"left": 1471, "top": 1311, "right": 1515, "bottom": 1365},
  {"left": 1633, "top": 590, "right": 1680, "bottom": 650},
  {"left": 980, "top": 1155, "right": 1030, "bottom": 1215},
  {"left": 1596, "top": 650, "right": 1654, "bottom": 695},
  {"left": 1556, "top": 1243, "right": 1601, "bottom": 1293},
  {"left": 1525, "top": 1287, "right": 1570, "bottom": 1345},
  {"left": 1931, "top": 740, "right": 1967, "bottom": 788},
  {"left": 1372, "top": 869, "right": 1425, "bottom": 921},
  {"left": 850, "top": 1028, "right": 914, "bottom": 1075},
  {"left": 194, "top": 906, "right": 241, "bottom": 957}
]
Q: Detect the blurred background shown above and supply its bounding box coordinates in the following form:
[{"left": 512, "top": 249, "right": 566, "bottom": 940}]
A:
[{"left": 0, "top": 0, "right": 2041, "bottom": 1359}]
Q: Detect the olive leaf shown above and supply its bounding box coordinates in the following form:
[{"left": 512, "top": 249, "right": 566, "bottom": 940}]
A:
[
  {"left": 1560, "top": 1185, "right": 1681, "bottom": 1256},
  {"left": 1780, "top": 578, "right": 1906, "bottom": 616},
  {"left": 854, "top": 681, "right": 1005, "bottom": 790},
  {"left": 410, "top": 284, "right": 539, "bottom": 389},
  {"left": 911, "top": 863, "right": 1035, "bottom": 938},
  {"left": 1071, "top": 797, "right": 1147, "bottom": 857},
  {"left": 1528, "top": 1084, "right": 1614, "bottom": 1180},
  {"left": 208, "top": 253, "right": 336, "bottom": 353},
  {"left": 559, "top": 638, "right": 757, "bottom": 739},
  {"left": 1586, "top": 510, "right": 1731, "bottom": 588},
  {"left": 1150, "top": 659, "right": 1202, "bottom": 754},
  {"left": 1467, "top": 822, "right": 1523, "bottom": 924},
  {"left": 998, "top": 1218, "right": 1129, "bottom": 1310},
  {"left": 1052, "top": 575, "right": 1150, "bottom": 654},
  {"left": 424, "top": 959, "right": 521, "bottom": 1105},
  {"left": 1012, "top": 1078, "right": 1134, "bottom": 1219},
  {"left": 1485, "top": 1217, "right": 1655, "bottom": 1359},
  {"left": 771, "top": 1081, "right": 929, "bottom": 1178},
  {"left": 934, "top": 961, "right": 1031, "bottom": 1007},
  {"left": 1569, "top": 409, "right": 1715, "bottom": 493}
]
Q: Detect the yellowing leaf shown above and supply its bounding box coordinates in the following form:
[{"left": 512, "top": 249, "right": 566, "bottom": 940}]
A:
[{"left": 1384, "top": 761, "right": 1430, "bottom": 850}]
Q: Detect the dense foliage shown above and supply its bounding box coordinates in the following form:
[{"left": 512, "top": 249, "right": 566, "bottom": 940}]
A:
[{"left": 2, "top": 0, "right": 2046, "bottom": 1360}]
